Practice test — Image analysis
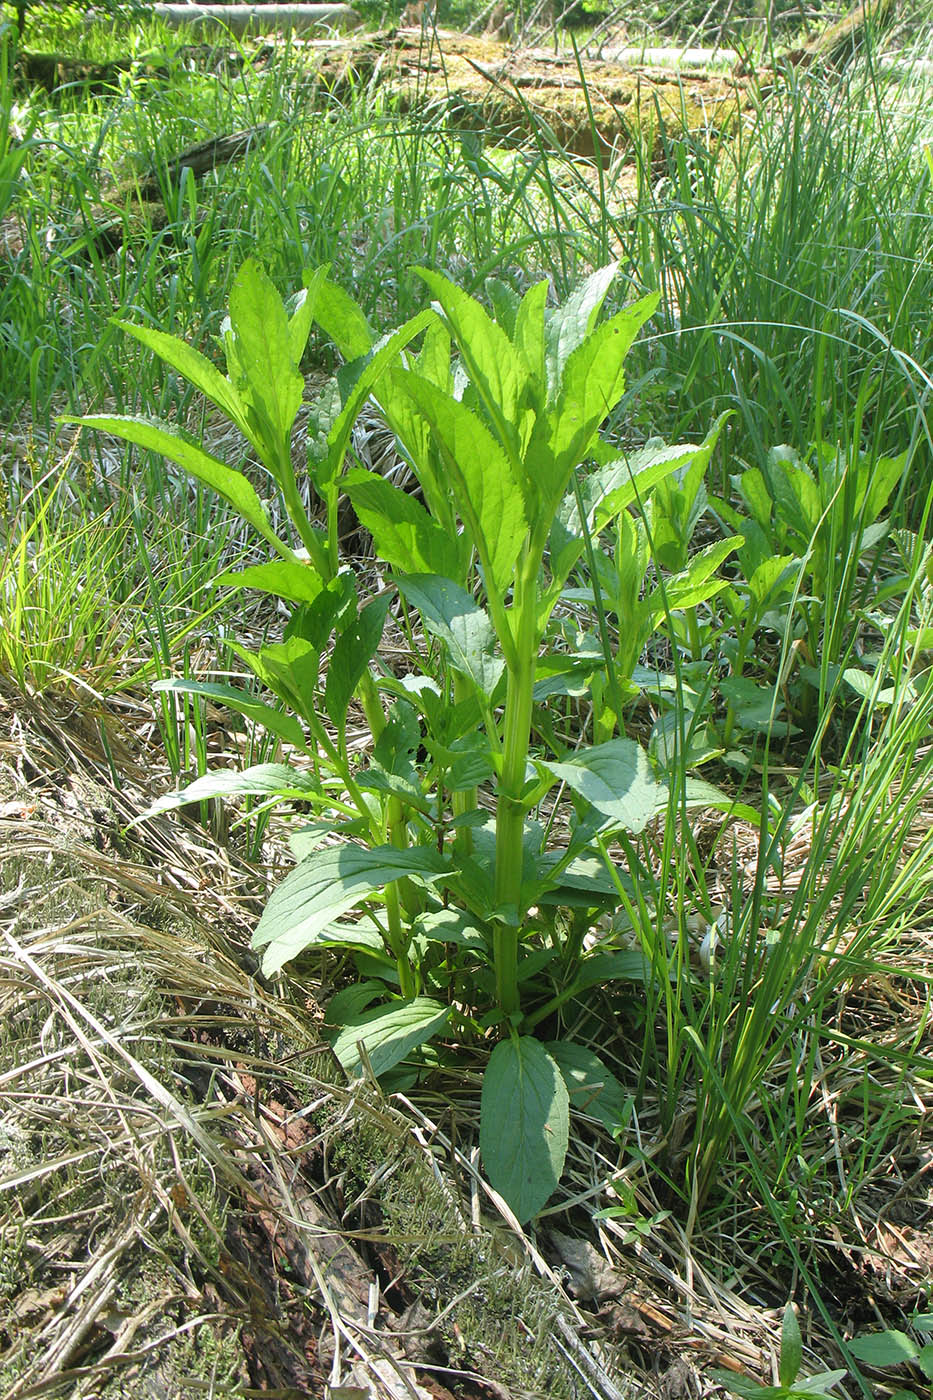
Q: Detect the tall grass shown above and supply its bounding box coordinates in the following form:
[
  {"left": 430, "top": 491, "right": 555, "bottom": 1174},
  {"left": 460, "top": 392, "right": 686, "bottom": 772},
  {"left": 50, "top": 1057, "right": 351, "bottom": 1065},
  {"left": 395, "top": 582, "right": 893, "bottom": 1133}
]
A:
[
  {"left": 622, "top": 65, "right": 933, "bottom": 489},
  {"left": 3, "top": 11, "right": 932, "bottom": 1298}
]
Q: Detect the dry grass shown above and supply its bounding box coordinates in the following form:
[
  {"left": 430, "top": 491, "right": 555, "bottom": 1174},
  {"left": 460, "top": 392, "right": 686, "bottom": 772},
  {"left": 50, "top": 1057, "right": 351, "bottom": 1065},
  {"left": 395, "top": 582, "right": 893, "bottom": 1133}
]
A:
[
  {"left": 2, "top": 675, "right": 931, "bottom": 1400},
  {"left": 0, "top": 684, "right": 655, "bottom": 1400}
]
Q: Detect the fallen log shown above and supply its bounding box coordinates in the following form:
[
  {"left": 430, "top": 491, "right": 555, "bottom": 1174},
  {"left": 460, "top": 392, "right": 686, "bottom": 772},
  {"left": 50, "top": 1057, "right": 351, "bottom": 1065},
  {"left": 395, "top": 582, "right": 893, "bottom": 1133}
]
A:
[
  {"left": 1, "top": 126, "right": 269, "bottom": 262},
  {"left": 600, "top": 46, "right": 740, "bottom": 69},
  {"left": 312, "top": 30, "right": 756, "bottom": 159},
  {"left": 94, "top": 3, "right": 363, "bottom": 35},
  {"left": 779, "top": 0, "right": 893, "bottom": 68}
]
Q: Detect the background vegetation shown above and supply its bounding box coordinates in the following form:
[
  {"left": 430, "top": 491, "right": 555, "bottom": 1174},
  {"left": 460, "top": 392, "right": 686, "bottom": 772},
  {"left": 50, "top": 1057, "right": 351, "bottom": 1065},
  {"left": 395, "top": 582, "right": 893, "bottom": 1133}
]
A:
[{"left": 1, "top": 0, "right": 932, "bottom": 1396}]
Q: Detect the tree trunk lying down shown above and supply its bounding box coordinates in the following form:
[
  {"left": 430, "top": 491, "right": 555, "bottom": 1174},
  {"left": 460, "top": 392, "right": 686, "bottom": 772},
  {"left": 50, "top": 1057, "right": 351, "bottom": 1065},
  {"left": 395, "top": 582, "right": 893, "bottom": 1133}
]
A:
[{"left": 92, "top": 4, "right": 362, "bottom": 34}]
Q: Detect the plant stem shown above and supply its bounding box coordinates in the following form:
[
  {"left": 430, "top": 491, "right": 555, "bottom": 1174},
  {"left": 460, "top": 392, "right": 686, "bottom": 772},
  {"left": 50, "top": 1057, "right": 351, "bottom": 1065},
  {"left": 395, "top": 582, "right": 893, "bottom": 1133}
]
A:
[
  {"left": 357, "top": 667, "right": 416, "bottom": 982},
  {"left": 493, "top": 550, "right": 540, "bottom": 1018},
  {"left": 277, "top": 446, "right": 331, "bottom": 578},
  {"left": 450, "top": 670, "right": 475, "bottom": 856}
]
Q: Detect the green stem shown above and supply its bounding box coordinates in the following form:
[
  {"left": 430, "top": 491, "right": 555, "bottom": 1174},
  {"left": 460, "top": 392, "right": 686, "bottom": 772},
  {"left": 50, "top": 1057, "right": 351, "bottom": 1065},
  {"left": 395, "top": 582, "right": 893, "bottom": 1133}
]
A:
[
  {"left": 571, "top": 467, "right": 624, "bottom": 737},
  {"left": 326, "top": 480, "right": 340, "bottom": 578},
  {"left": 276, "top": 445, "right": 331, "bottom": 579},
  {"left": 493, "top": 550, "right": 540, "bottom": 1019},
  {"left": 450, "top": 670, "right": 476, "bottom": 857},
  {"left": 360, "top": 674, "right": 419, "bottom": 975},
  {"left": 722, "top": 626, "right": 750, "bottom": 748},
  {"left": 357, "top": 669, "right": 386, "bottom": 743},
  {"left": 686, "top": 606, "right": 703, "bottom": 663},
  {"left": 385, "top": 880, "right": 416, "bottom": 997}
]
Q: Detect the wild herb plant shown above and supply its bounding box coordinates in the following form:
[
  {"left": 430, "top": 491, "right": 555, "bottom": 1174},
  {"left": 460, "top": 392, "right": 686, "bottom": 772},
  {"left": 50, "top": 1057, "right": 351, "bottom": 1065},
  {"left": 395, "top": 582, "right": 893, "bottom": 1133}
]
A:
[
  {"left": 71, "top": 258, "right": 741, "bottom": 1221},
  {"left": 714, "top": 434, "right": 907, "bottom": 733},
  {"left": 621, "top": 557, "right": 933, "bottom": 1210},
  {"left": 559, "top": 417, "right": 741, "bottom": 748},
  {"left": 713, "top": 1302, "right": 848, "bottom": 1399}
]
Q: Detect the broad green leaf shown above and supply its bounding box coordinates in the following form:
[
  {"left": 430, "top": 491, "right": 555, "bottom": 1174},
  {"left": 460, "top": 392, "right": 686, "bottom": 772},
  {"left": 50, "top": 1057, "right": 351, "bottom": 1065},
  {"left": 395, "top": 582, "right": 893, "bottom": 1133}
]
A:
[
  {"left": 233, "top": 635, "right": 320, "bottom": 716},
  {"left": 712, "top": 1373, "right": 846, "bottom": 1400},
  {"left": 534, "top": 853, "right": 634, "bottom": 906},
  {"left": 217, "top": 560, "right": 325, "bottom": 604},
  {"left": 654, "top": 778, "right": 761, "bottom": 826},
  {"left": 412, "top": 907, "right": 487, "bottom": 949},
  {"left": 649, "top": 712, "right": 721, "bottom": 769},
  {"left": 289, "top": 823, "right": 338, "bottom": 859},
  {"left": 847, "top": 1332, "right": 918, "bottom": 1367},
  {"left": 588, "top": 440, "right": 709, "bottom": 529},
  {"left": 227, "top": 259, "right": 304, "bottom": 453},
  {"left": 737, "top": 467, "right": 773, "bottom": 531},
  {"left": 317, "top": 312, "right": 434, "bottom": 490},
  {"left": 414, "top": 318, "right": 452, "bottom": 389},
  {"left": 544, "top": 263, "right": 618, "bottom": 399},
  {"left": 773, "top": 461, "right": 821, "bottom": 538},
  {"left": 719, "top": 676, "right": 785, "bottom": 734},
  {"left": 842, "top": 667, "right": 879, "bottom": 700},
  {"left": 651, "top": 575, "right": 728, "bottom": 616},
  {"left": 326, "top": 979, "right": 385, "bottom": 1025},
  {"left": 544, "top": 739, "right": 660, "bottom": 833},
  {"left": 779, "top": 1303, "right": 803, "bottom": 1389},
  {"left": 532, "top": 658, "right": 596, "bottom": 702},
  {"left": 864, "top": 449, "right": 907, "bottom": 522},
  {"left": 801, "top": 1372, "right": 849, "bottom": 1395},
  {"left": 253, "top": 844, "right": 452, "bottom": 974},
  {"left": 513, "top": 278, "right": 549, "bottom": 386},
  {"left": 396, "top": 574, "right": 504, "bottom": 698},
  {"left": 655, "top": 535, "right": 743, "bottom": 610},
  {"left": 357, "top": 764, "right": 432, "bottom": 814},
  {"left": 146, "top": 762, "right": 318, "bottom": 817},
  {"left": 311, "top": 273, "right": 374, "bottom": 360},
  {"left": 414, "top": 267, "right": 530, "bottom": 462},
  {"left": 708, "top": 1376, "right": 789, "bottom": 1399},
  {"left": 391, "top": 373, "right": 527, "bottom": 595},
  {"left": 343, "top": 467, "right": 466, "bottom": 578},
  {"left": 324, "top": 594, "right": 392, "bottom": 733},
  {"left": 480, "top": 1037, "right": 568, "bottom": 1223},
  {"left": 330, "top": 997, "right": 450, "bottom": 1079},
  {"left": 545, "top": 1041, "right": 629, "bottom": 1133},
  {"left": 152, "top": 679, "right": 305, "bottom": 751},
  {"left": 917, "top": 1343, "right": 933, "bottom": 1380},
  {"left": 287, "top": 266, "right": 327, "bottom": 366},
  {"left": 115, "top": 320, "right": 243, "bottom": 425},
  {"left": 547, "top": 294, "right": 658, "bottom": 493},
  {"left": 286, "top": 569, "right": 357, "bottom": 650},
  {"left": 69, "top": 415, "right": 285, "bottom": 553},
  {"left": 445, "top": 734, "right": 496, "bottom": 790},
  {"left": 572, "top": 950, "right": 651, "bottom": 991},
  {"left": 548, "top": 443, "right": 690, "bottom": 591},
  {"left": 746, "top": 554, "right": 797, "bottom": 607},
  {"left": 485, "top": 277, "right": 521, "bottom": 338},
  {"left": 378, "top": 371, "right": 451, "bottom": 528}
]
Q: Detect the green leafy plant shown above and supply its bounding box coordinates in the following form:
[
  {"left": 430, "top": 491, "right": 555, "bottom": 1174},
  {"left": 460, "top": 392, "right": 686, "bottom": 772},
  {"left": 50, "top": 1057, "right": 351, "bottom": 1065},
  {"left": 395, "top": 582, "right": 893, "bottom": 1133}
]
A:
[
  {"left": 715, "top": 435, "right": 907, "bottom": 733},
  {"left": 713, "top": 1302, "right": 847, "bottom": 1399},
  {"left": 72, "top": 258, "right": 737, "bottom": 1222},
  {"left": 847, "top": 1315, "right": 933, "bottom": 1399},
  {"left": 558, "top": 419, "right": 738, "bottom": 745}
]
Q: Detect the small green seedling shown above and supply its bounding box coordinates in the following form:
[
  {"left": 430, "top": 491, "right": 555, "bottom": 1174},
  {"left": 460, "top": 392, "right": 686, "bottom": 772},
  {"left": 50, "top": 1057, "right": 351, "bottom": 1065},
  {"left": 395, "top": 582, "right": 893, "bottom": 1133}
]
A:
[{"left": 712, "top": 1303, "right": 847, "bottom": 1400}]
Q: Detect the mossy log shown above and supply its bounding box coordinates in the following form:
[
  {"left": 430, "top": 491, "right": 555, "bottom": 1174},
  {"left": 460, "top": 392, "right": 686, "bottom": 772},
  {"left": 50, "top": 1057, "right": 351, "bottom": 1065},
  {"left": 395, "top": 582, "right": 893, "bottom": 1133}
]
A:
[
  {"left": 13, "top": 49, "right": 163, "bottom": 91},
  {"left": 312, "top": 30, "right": 757, "bottom": 159},
  {"left": 1, "top": 127, "right": 269, "bottom": 262},
  {"left": 781, "top": 0, "right": 894, "bottom": 68}
]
